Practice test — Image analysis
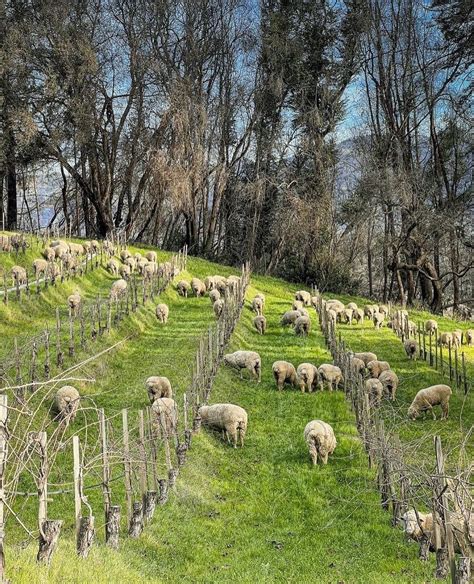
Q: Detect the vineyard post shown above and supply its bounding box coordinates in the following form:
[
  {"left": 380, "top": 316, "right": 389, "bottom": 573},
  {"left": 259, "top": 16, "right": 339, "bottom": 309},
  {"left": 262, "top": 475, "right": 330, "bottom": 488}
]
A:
[
  {"left": 454, "top": 347, "right": 459, "bottom": 391},
  {"left": 122, "top": 409, "right": 133, "bottom": 523},
  {"left": 448, "top": 343, "right": 452, "bottom": 382},
  {"left": 461, "top": 353, "right": 468, "bottom": 394},
  {"left": 56, "top": 308, "right": 63, "bottom": 368}
]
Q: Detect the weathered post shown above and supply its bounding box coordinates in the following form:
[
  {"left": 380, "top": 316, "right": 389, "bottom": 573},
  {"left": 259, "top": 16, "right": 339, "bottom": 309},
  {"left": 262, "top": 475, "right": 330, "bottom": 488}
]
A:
[{"left": 122, "top": 409, "right": 133, "bottom": 523}]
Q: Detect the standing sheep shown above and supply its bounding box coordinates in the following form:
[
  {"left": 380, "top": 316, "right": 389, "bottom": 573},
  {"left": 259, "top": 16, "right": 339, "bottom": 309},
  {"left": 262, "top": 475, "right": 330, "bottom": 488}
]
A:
[
  {"left": 145, "top": 376, "right": 173, "bottom": 403},
  {"left": 295, "top": 290, "right": 312, "bottom": 306},
  {"left": 120, "top": 249, "right": 131, "bottom": 261},
  {"left": 341, "top": 308, "right": 354, "bottom": 325},
  {"left": 42, "top": 247, "right": 56, "bottom": 261},
  {"left": 296, "top": 363, "right": 319, "bottom": 393},
  {"left": 152, "top": 397, "right": 178, "bottom": 437},
  {"left": 407, "top": 320, "right": 417, "bottom": 336},
  {"left": 224, "top": 351, "right": 261, "bottom": 382},
  {"left": 292, "top": 300, "right": 304, "bottom": 311},
  {"left": 209, "top": 289, "right": 221, "bottom": 303},
  {"left": 124, "top": 256, "right": 137, "bottom": 273},
  {"left": 213, "top": 299, "right": 225, "bottom": 318},
  {"left": 156, "top": 303, "right": 169, "bottom": 324},
  {"left": 107, "top": 259, "right": 120, "bottom": 275},
  {"left": 404, "top": 339, "right": 418, "bottom": 360},
  {"left": 425, "top": 319, "right": 438, "bottom": 335},
  {"left": 294, "top": 315, "right": 311, "bottom": 336},
  {"left": 252, "top": 296, "right": 264, "bottom": 315},
  {"left": 408, "top": 384, "right": 452, "bottom": 420},
  {"left": 354, "top": 352, "right": 378, "bottom": 365},
  {"left": 353, "top": 308, "right": 364, "bottom": 325},
  {"left": 439, "top": 332, "right": 453, "bottom": 347},
  {"left": 54, "top": 386, "right": 80, "bottom": 422},
  {"left": 364, "top": 305, "right": 376, "bottom": 320},
  {"left": 68, "top": 291, "right": 81, "bottom": 317},
  {"left": 327, "top": 309, "right": 337, "bottom": 328},
  {"left": 146, "top": 251, "right": 157, "bottom": 262},
  {"left": 253, "top": 315, "right": 267, "bottom": 335},
  {"left": 373, "top": 311, "right": 385, "bottom": 329},
  {"left": 177, "top": 280, "right": 191, "bottom": 297},
  {"left": 350, "top": 357, "right": 366, "bottom": 376},
  {"left": 365, "top": 378, "right": 384, "bottom": 407},
  {"left": 304, "top": 420, "right": 337, "bottom": 465},
  {"left": 33, "top": 259, "right": 48, "bottom": 278},
  {"left": 272, "top": 361, "right": 297, "bottom": 390},
  {"left": 119, "top": 264, "right": 131, "bottom": 279},
  {"left": 255, "top": 293, "right": 265, "bottom": 305},
  {"left": 110, "top": 279, "right": 128, "bottom": 301},
  {"left": 199, "top": 404, "right": 248, "bottom": 448},
  {"left": 367, "top": 360, "right": 390, "bottom": 378},
  {"left": 379, "top": 370, "right": 399, "bottom": 401},
  {"left": 281, "top": 310, "right": 302, "bottom": 327},
  {"left": 318, "top": 364, "right": 343, "bottom": 391},
  {"left": 466, "top": 330, "right": 474, "bottom": 346},
  {"left": 452, "top": 330, "right": 462, "bottom": 348},
  {"left": 191, "top": 277, "right": 206, "bottom": 297},
  {"left": 11, "top": 265, "right": 27, "bottom": 286}
]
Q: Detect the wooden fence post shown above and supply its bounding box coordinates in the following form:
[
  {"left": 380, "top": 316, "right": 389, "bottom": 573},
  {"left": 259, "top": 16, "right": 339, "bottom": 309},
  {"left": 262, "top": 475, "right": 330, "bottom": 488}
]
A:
[
  {"left": 122, "top": 409, "right": 133, "bottom": 523},
  {"left": 56, "top": 308, "right": 63, "bottom": 368},
  {"left": 0, "top": 396, "right": 8, "bottom": 582},
  {"left": 99, "top": 409, "right": 113, "bottom": 546},
  {"left": 461, "top": 353, "right": 468, "bottom": 395},
  {"left": 73, "top": 435, "right": 95, "bottom": 558}
]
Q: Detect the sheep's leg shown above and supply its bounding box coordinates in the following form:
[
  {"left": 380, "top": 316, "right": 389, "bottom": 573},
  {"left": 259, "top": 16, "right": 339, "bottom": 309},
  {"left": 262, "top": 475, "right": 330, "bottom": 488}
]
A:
[
  {"left": 308, "top": 441, "right": 318, "bottom": 465},
  {"left": 322, "top": 453, "right": 329, "bottom": 464},
  {"left": 442, "top": 401, "right": 449, "bottom": 420}
]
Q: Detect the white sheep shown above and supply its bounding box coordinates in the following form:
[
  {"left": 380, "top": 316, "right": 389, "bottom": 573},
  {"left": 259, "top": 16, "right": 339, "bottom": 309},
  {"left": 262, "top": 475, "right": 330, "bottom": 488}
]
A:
[
  {"left": 364, "top": 305, "right": 376, "bottom": 320},
  {"left": 327, "top": 309, "right": 337, "bottom": 327},
  {"left": 354, "top": 352, "right": 378, "bottom": 366},
  {"left": 119, "top": 264, "right": 131, "bottom": 279},
  {"left": 350, "top": 357, "right": 366, "bottom": 375},
  {"left": 177, "top": 280, "right": 191, "bottom": 297},
  {"left": 54, "top": 386, "right": 80, "bottom": 422},
  {"left": 318, "top": 364, "right": 343, "bottom": 391},
  {"left": 191, "top": 277, "right": 206, "bottom": 297},
  {"left": 143, "top": 262, "right": 157, "bottom": 279},
  {"left": 379, "top": 370, "right": 399, "bottom": 401},
  {"left": 297, "top": 363, "right": 319, "bottom": 393},
  {"left": 294, "top": 315, "right": 311, "bottom": 336},
  {"left": 401, "top": 509, "right": 467, "bottom": 554},
  {"left": 255, "top": 293, "right": 265, "bottom": 305},
  {"left": 353, "top": 308, "right": 364, "bottom": 324},
  {"left": 280, "top": 310, "right": 302, "bottom": 326},
  {"left": 295, "top": 290, "right": 312, "bottom": 306},
  {"left": 378, "top": 304, "right": 389, "bottom": 316},
  {"left": 204, "top": 276, "right": 215, "bottom": 290},
  {"left": 292, "top": 300, "right": 304, "bottom": 311},
  {"left": 213, "top": 276, "right": 228, "bottom": 293},
  {"left": 33, "top": 259, "right": 48, "bottom": 278},
  {"left": 156, "top": 303, "right": 169, "bottom": 324},
  {"left": 253, "top": 315, "right": 267, "bottom": 335},
  {"left": 341, "top": 308, "right": 354, "bottom": 325},
  {"left": 439, "top": 332, "right": 453, "bottom": 347},
  {"left": 11, "top": 265, "right": 27, "bottom": 286},
  {"left": 367, "top": 360, "right": 390, "bottom": 378},
  {"left": 146, "top": 251, "right": 157, "bottom": 262},
  {"left": 407, "top": 320, "right": 417, "bottom": 336},
  {"left": 347, "top": 302, "right": 358, "bottom": 311},
  {"left": 404, "top": 339, "right": 418, "bottom": 360},
  {"left": 452, "top": 330, "right": 462, "bottom": 348},
  {"left": 152, "top": 397, "right": 177, "bottom": 437},
  {"left": 326, "top": 299, "right": 344, "bottom": 312},
  {"left": 209, "top": 289, "right": 221, "bottom": 303},
  {"left": 373, "top": 311, "right": 385, "bottom": 329},
  {"left": 107, "top": 259, "right": 119, "bottom": 275},
  {"left": 272, "top": 361, "right": 297, "bottom": 390},
  {"left": 54, "top": 242, "right": 69, "bottom": 259},
  {"left": 137, "top": 258, "right": 149, "bottom": 275},
  {"left": 213, "top": 299, "right": 224, "bottom": 318},
  {"left": 252, "top": 297, "right": 264, "bottom": 315},
  {"left": 365, "top": 378, "right": 383, "bottom": 407},
  {"left": 120, "top": 249, "right": 131, "bottom": 261},
  {"left": 224, "top": 351, "right": 261, "bottom": 382},
  {"left": 466, "top": 330, "right": 474, "bottom": 346},
  {"left": 42, "top": 247, "right": 56, "bottom": 261},
  {"left": 110, "top": 279, "right": 128, "bottom": 301},
  {"left": 68, "top": 291, "right": 81, "bottom": 316},
  {"left": 425, "top": 319, "right": 438, "bottom": 335},
  {"left": 145, "top": 376, "right": 172, "bottom": 403},
  {"left": 124, "top": 256, "right": 137, "bottom": 273},
  {"left": 304, "top": 420, "right": 337, "bottom": 465},
  {"left": 68, "top": 242, "right": 84, "bottom": 256},
  {"left": 408, "top": 384, "right": 452, "bottom": 420},
  {"left": 199, "top": 403, "right": 248, "bottom": 448}
]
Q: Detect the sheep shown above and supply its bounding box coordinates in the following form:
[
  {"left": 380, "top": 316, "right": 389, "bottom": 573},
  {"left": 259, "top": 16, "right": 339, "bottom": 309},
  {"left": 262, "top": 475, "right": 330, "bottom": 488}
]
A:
[
  {"left": 466, "top": 330, "right": 474, "bottom": 346},
  {"left": 347, "top": 302, "right": 358, "bottom": 311},
  {"left": 367, "top": 360, "right": 390, "bottom": 378},
  {"left": 255, "top": 293, "right": 265, "bottom": 305},
  {"left": 292, "top": 300, "right": 304, "bottom": 311},
  {"left": 50, "top": 239, "right": 67, "bottom": 248},
  {"left": 151, "top": 397, "right": 177, "bottom": 437},
  {"left": 353, "top": 308, "right": 364, "bottom": 325},
  {"left": 209, "top": 289, "right": 221, "bottom": 303},
  {"left": 82, "top": 241, "right": 92, "bottom": 255},
  {"left": 68, "top": 242, "right": 84, "bottom": 256},
  {"left": 408, "top": 384, "right": 452, "bottom": 420},
  {"left": 199, "top": 403, "right": 248, "bottom": 448},
  {"left": 103, "top": 240, "right": 115, "bottom": 256},
  {"left": 452, "top": 330, "right": 462, "bottom": 348},
  {"left": 401, "top": 509, "right": 468, "bottom": 554},
  {"left": 213, "top": 276, "right": 228, "bottom": 293},
  {"left": 110, "top": 279, "right": 127, "bottom": 301},
  {"left": 120, "top": 249, "right": 131, "bottom": 261},
  {"left": 42, "top": 247, "right": 56, "bottom": 261},
  {"left": 227, "top": 275, "right": 241, "bottom": 290},
  {"left": 296, "top": 363, "right": 319, "bottom": 393},
  {"left": 177, "top": 280, "right": 191, "bottom": 297},
  {"left": 326, "top": 299, "right": 344, "bottom": 312},
  {"left": 145, "top": 376, "right": 172, "bottom": 403},
  {"left": 252, "top": 296, "right": 264, "bottom": 315},
  {"left": 119, "top": 264, "right": 131, "bottom": 279},
  {"left": 224, "top": 351, "right": 261, "bottom": 382},
  {"left": 327, "top": 309, "right": 337, "bottom": 327},
  {"left": 54, "top": 242, "right": 69, "bottom": 259},
  {"left": 11, "top": 265, "right": 27, "bottom": 286},
  {"left": 425, "top": 319, "right": 438, "bottom": 335},
  {"left": 156, "top": 303, "right": 169, "bottom": 324},
  {"left": 145, "top": 251, "right": 157, "bottom": 262},
  {"left": 373, "top": 311, "right": 385, "bottom": 329},
  {"left": 213, "top": 299, "right": 224, "bottom": 318},
  {"left": 341, "top": 308, "right": 354, "bottom": 325},
  {"left": 294, "top": 315, "right": 311, "bottom": 336},
  {"left": 318, "top": 364, "right": 343, "bottom": 391},
  {"left": 350, "top": 357, "right": 366, "bottom": 375},
  {"left": 54, "top": 385, "right": 80, "bottom": 422},
  {"left": 407, "top": 320, "right": 417, "bottom": 336},
  {"left": 124, "top": 256, "right": 137, "bottom": 273},
  {"left": 204, "top": 276, "right": 216, "bottom": 290},
  {"left": 363, "top": 305, "right": 375, "bottom": 319},
  {"left": 143, "top": 262, "right": 158, "bottom": 279},
  {"left": 379, "top": 370, "right": 399, "bottom": 401},
  {"left": 137, "top": 258, "right": 149, "bottom": 275},
  {"left": 354, "top": 352, "right": 378, "bottom": 366},
  {"left": 295, "top": 290, "right": 312, "bottom": 306},
  {"left": 365, "top": 378, "right": 384, "bottom": 407},
  {"left": 68, "top": 291, "right": 81, "bottom": 316},
  {"left": 106, "top": 259, "right": 120, "bottom": 275},
  {"left": 272, "top": 361, "right": 297, "bottom": 390},
  {"left": 404, "top": 339, "right": 418, "bottom": 360},
  {"left": 378, "top": 304, "right": 389, "bottom": 316},
  {"left": 33, "top": 259, "right": 48, "bottom": 278},
  {"left": 439, "top": 332, "right": 453, "bottom": 347},
  {"left": 304, "top": 420, "right": 337, "bottom": 465},
  {"left": 191, "top": 277, "right": 206, "bottom": 297},
  {"left": 253, "top": 315, "right": 267, "bottom": 335},
  {"left": 48, "top": 263, "right": 61, "bottom": 282},
  {"left": 281, "top": 310, "right": 302, "bottom": 327},
  {"left": 311, "top": 296, "right": 319, "bottom": 309},
  {"left": 298, "top": 308, "right": 309, "bottom": 318},
  {"left": 90, "top": 240, "right": 100, "bottom": 252}
]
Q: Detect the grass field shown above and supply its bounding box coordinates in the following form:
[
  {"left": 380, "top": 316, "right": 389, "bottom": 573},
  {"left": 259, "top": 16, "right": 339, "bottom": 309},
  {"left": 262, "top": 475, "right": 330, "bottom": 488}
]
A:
[{"left": 0, "top": 235, "right": 471, "bottom": 583}]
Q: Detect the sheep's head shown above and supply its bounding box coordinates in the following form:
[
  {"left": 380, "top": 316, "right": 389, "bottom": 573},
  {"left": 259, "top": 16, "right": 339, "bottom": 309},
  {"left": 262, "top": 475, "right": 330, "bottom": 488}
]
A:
[
  {"left": 407, "top": 405, "right": 419, "bottom": 420},
  {"left": 401, "top": 510, "right": 425, "bottom": 538}
]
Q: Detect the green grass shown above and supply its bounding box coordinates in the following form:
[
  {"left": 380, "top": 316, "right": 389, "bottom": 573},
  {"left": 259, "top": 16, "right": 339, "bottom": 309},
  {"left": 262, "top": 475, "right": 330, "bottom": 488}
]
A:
[{"left": 1, "top": 237, "right": 469, "bottom": 582}]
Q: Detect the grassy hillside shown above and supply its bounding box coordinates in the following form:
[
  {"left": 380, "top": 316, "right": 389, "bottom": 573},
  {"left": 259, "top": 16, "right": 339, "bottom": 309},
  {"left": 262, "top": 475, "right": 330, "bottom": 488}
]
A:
[{"left": 1, "top": 235, "right": 470, "bottom": 583}]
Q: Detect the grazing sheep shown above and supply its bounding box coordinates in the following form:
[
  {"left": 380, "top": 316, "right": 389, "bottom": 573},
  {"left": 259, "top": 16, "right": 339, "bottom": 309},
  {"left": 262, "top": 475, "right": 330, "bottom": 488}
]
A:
[
  {"left": 11, "top": 265, "right": 27, "bottom": 286},
  {"left": 119, "top": 264, "right": 131, "bottom": 279},
  {"left": 294, "top": 315, "right": 311, "bottom": 336},
  {"left": 367, "top": 360, "right": 390, "bottom": 378},
  {"left": 466, "top": 330, "right": 474, "bottom": 346},
  {"left": 252, "top": 296, "right": 264, "bottom": 315},
  {"left": 327, "top": 309, "right": 337, "bottom": 327},
  {"left": 292, "top": 300, "right": 304, "bottom": 311},
  {"left": 364, "top": 305, "right": 375, "bottom": 319},
  {"left": 106, "top": 259, "right": 119, "bottom": 275},
  {"left": 253, "top": 315, "right": 267, "bottom": 335},
  {"left": 354, "top": 352, "right": 378, "bottom": 366},
  {"left": 48, "top": 263, "right": 61, "bottom": 282},
  {"left": 68, "top": 242, "right": 84, "bottom": 256},
  {"left": 404, "top": 339, "right": 418, "bottom": 360},
  {"left": 145, "top": 251, "right": 157, "bottom": 262},
  {"left": 408, "top": 384, "right": 452, "bottom": 420},
  {"left": 351, "top": 357, "right": 366, "bottom": 375},
  {"left": 102, "top": 240, "right": 115, "bottom": 256},
  {"left": 156, "top": 303, "right": 169, "bottom": 324},
  {"left": 137, "top": 258, "right": 149, "bottom": 275},
  {"left": 255, "top": 293, "right": 265, "bottom": 305},
  {"left": 213, "top": 276, "right": 228, "bottom": 293},
  {"left": 120, "top": 249, "right": 131, "bottom": 261},
  {"left": 311, "top": 296, "right": 319, "bottom": 309},
  {"left": 318, "top": 364, "right": 343, "bottom": 391},
  {"left": 439, "top": 332, "right": 453, "bottom": 347},
  {"left": 452, "top": 330, "right": 462, "bottom": 348},
  {"left": 347, "top": 302, "right": 358, "bottom": 311},
  {"left": 191, "top": 277, "right": 206, "bottom": 297},
  {"left": 110, "top": 279, "right": 128, "bottom": 301},
  {"left": 90, "top": 240, "right": 100, "bottom": 252},
  {"left": 124, "top": 256, "right": 137, "bottom": 272},
  {"left": 224, "top": 351, "right": 261, "bottom": 382},
  {"left": 54, "top": 386, "right": 80, "bottom": 422},
  {"left": 199, "top": 404, "right": 248, "bottom": 448},
  {"left": 298, "top": 308, "right": 309, "bottom": 318},
  {"left": 54, "top": 243, "right": 69, "bottom": 259},
  {"left": 425, "top": 319, "right": 438, "bottom": 335},
  {"left": 378, "top": 304, "right": 389, "bottom": 316},
  {"left": 296, "top": 363, "right": 319, "bottom": 393},
  {"left": 204, "top": 276, "right": 215, "bottom": 290},
  {"left": 50, "top": 239, "right": 66, "bottom": 248},
  {"left": 400, "top": 509, "right": 467, "bottom": 554},
  {"left": 379, "top": 370, "right": 399, "bottom": 401},
  {"left": 295, "top": 290, "right": 312, "bottom": 306},
  {"left": 341, "top": 308, "right": 354, "bottom": 325},
  {"left": 272, "top": 361, "right": 297, "bottom": 390},
  {"left": 281, "top": 310, "right": 302, "bottom": 327},
  {"left": 33, "top": 259, "right": 48, "bottom": 278},
  {"left": 42, "top": 247, "right": 56, "bottom": 261},
  {"left": 209, "top": 289, "right": 221, "bottom": 303},
  {"left": 152, "top": 397, "right": 177, "bottom": 437},
  {"left": 407, "top": 320, "right": 417, "bottom": 336},
  {"left": 353, "top": 308, "right": 364, "bottom": 325},
  {"left": 373, "top": 311, "right": 385, "bottom": 329},
  {"left": 326, "top": 299, "right": 344, "bottom": 312},
  {"left": 304, "top": 420, "right": 336, "bottom": 465},
  {"left": 145, "top": 376, "right": 172, "bottom": 403},
  {"left": 227, "top": 275, "right": 241, "bottom": 290},
  {"left": 68, "top": 291, "right": 81, "bottom": 316},
  {"left": 143, "top": 262, "right": 158, "bottom": 279},
  {"left": 365, "top": 378, "right": 384, "bottom": 407},
  {"left": 213, "top": 299, "right": 224, "bottom": 318},
  {"left": 177, "top": 280, "right": 191, "bottom": 297},
  {"left": 82, "top": 241, "right": 91, "bottom": 254}
]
